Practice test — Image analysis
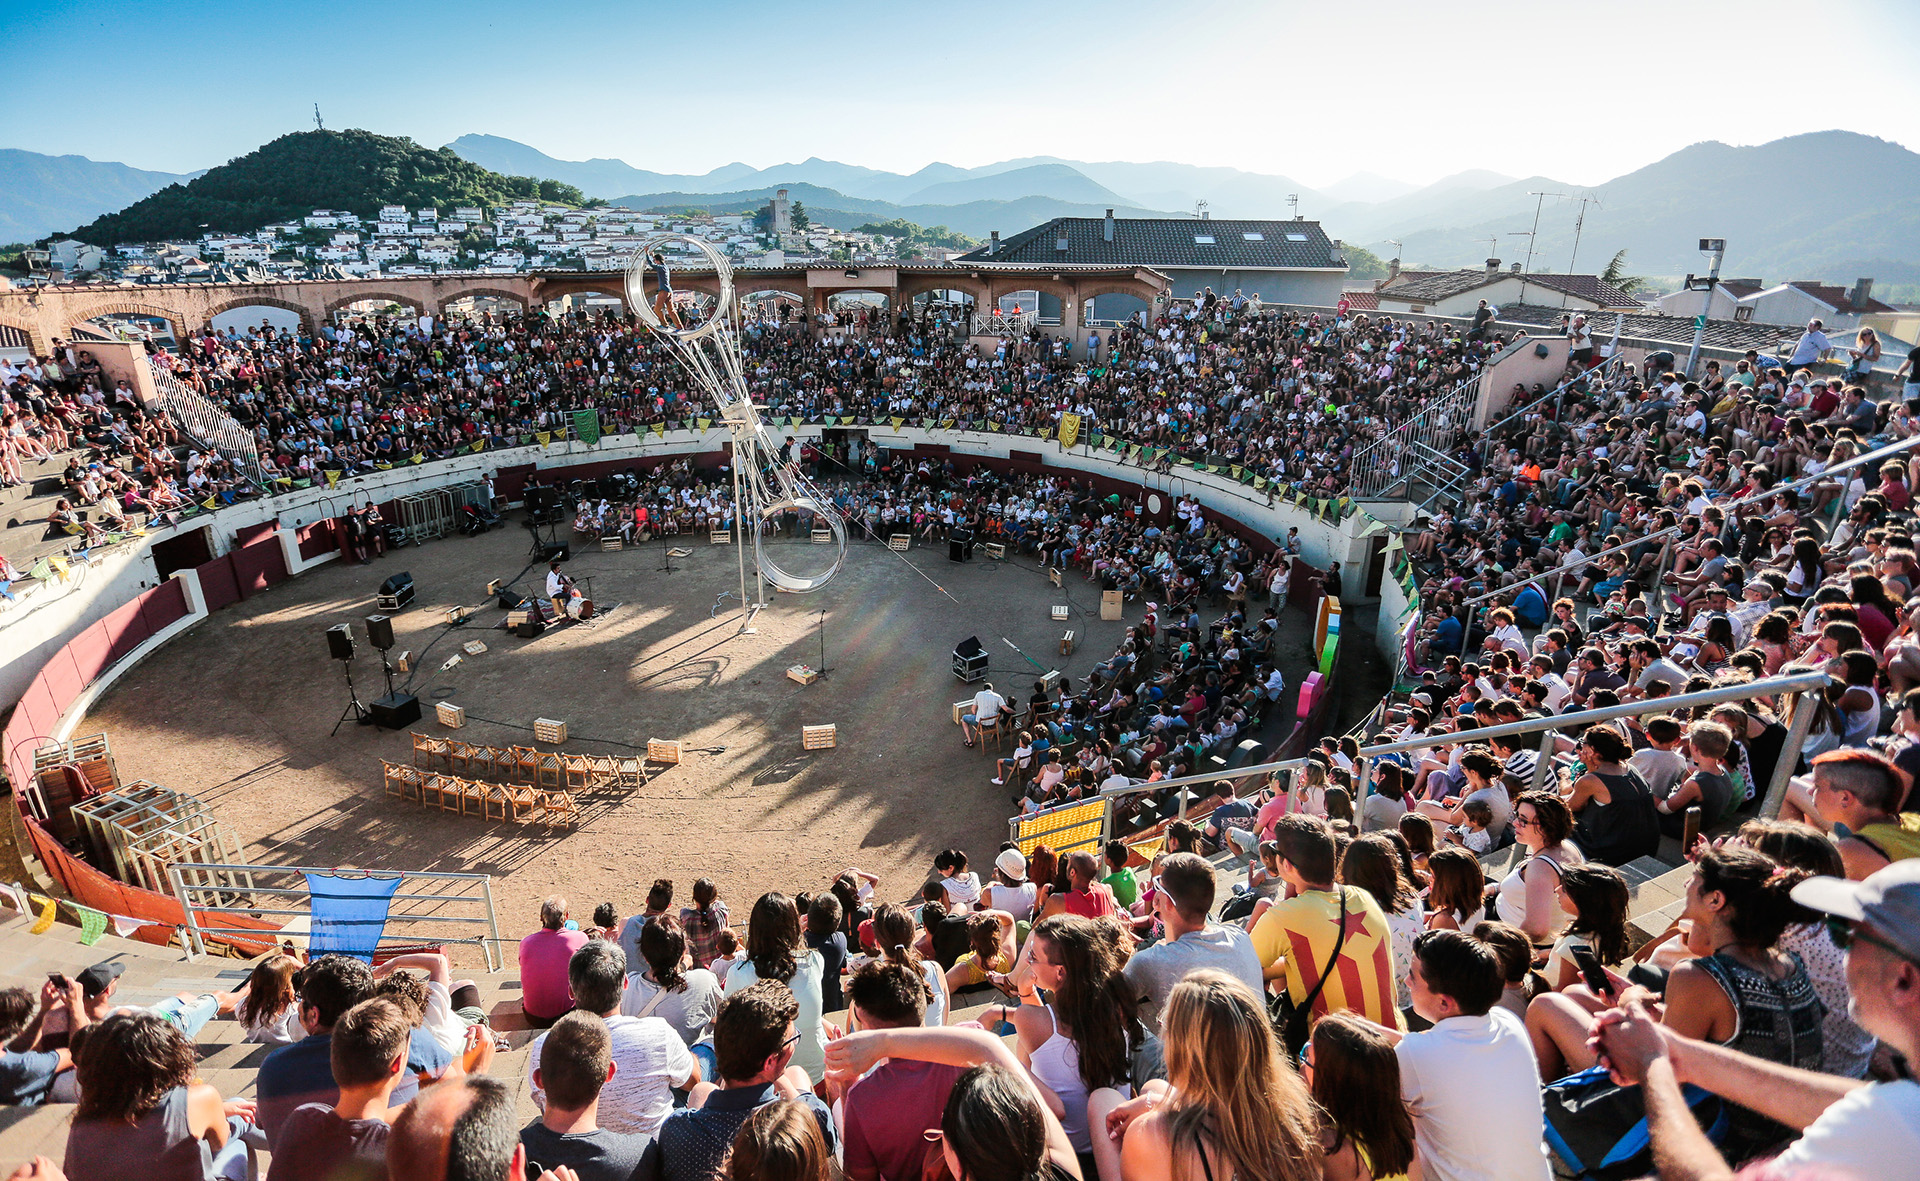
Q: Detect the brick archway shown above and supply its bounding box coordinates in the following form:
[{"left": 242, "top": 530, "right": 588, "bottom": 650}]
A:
[
  {"left": 0, "top": 316, "right": 48, "bottom": 357},
  {"left": 65, "top": 301, "right": 188, "bottom": 341},
  {"left": 323, "top": 291, "right": 425, "bottom": 319},
  {"left": 202, "top": 295, "right": 315, "bottom": 333}
]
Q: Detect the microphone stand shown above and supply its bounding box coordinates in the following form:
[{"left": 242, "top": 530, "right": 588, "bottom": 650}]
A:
[{"left": 814, "top": 609, "right": 833, "bottom": 681}]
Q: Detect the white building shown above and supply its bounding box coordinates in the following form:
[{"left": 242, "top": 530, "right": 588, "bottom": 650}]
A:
[{"left": 1733, "top": 280, "right": 1895, "bottom": 332}]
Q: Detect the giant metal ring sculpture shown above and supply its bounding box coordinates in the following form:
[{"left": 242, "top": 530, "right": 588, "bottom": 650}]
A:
[{"left": 623, "top": 234, "right": 847, "bottom": 600}]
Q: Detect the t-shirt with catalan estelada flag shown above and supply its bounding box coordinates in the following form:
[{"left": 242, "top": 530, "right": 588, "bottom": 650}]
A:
[{"left": 1250, "top": 884, "right": 1406, "bottom": 1030}]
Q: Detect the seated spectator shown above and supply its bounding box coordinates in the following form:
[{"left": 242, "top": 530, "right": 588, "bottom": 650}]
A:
[
  {"left": 1121, "top": 852, "right": 1263, "bottom": 1029},
  {"left": 870, "top": 902, "right": 950, "bottom": 1028},
  {"left": 980, "top": 847, "right": 1038, "bottom": 921},
  {"left": 622, "top": 915, "right": 723, "bottom": 1071},
  {"left": 727, "top": 1100, "right": 834, "bottom": 1181},
  {"left": 1800, "top": 748, "right": 1920, "bottom": 878},
  {"left": 1, "top": 979, "right": 87, "bottom": 1105},
  {"left": 521, "top": 1012, "right": 654, "bottom": 1181},
  {"left": 1655, "top": 720, "right": 1738, "bottom": 836},
  {"left": 804, "top": 895, "right": 850, "bottom": 1014},
  {"left": 521, "top": 895, "right": 590, "bottom": 1027},
  {"left": 64, "top": 1011, "right": 264, "bottom": 1181},
  {"left": 721, "top": 893, "right": 828, "bottom": 1085},
  {"left": 1544, "top": 864, "right": 1631, "bottom": 992},
  {"left": 943, "top": 910, "right": 1016, "bottom": 997},
  {"left": 371, "top": 951, "right": 482, "bottom": 1061},
  {"left": 235, "top": 953, "right": 301, "bottom": 1045},
  {"left": 270, "top": 997, "right": 410, "bottom": 1181},
  {"left": 1103, "top": 970, "right": 1324, "bottom": 1181},
  {"left": 917, "top": 878, "right": 974, "bottom": 970},
  {"left": 1306, "top": 1013, "right": 1416, "bottom": 1181},
  {"left": 1594, "top": 860, "right": 1920, "bottom": 1177},
  {"left": 837, "top": 959, "right": 962, "bottom": 1181},
  {"left": 1252, "top": 814, "right": 1405, "bottom": 1032},
  {"left": 1339, "top": 835, "right": 1427, "bottom": 1013},
  {"left": 528, "top": 941, "right": 693, "bottom": 1137},
  {"left": 1493, "top": 792, "right": 1586, "bottom": 943},
  {"left": 677, "top": 878, "right": 731, "bottom": 973},
  {"left": 1395, "top": 929, "right": 1550, "bottom": 1181},
  {"left": 388, "top": 1075, "right": 526, "bottom": 1181},
  {"left": 1529, "top": 845, "right": 1821, "bottom": 1158},
  {"left": 640, "top": 981, "right": 833, "bottom": 1181}
]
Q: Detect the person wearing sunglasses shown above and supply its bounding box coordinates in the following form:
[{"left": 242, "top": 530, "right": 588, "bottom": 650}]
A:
[{"left": 1594, "top": 859, "right": 1920, "bottom": 1179}]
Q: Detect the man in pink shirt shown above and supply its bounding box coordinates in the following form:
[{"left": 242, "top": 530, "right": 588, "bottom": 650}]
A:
[
  {"left": 1225, "top": 776, "right": 1290, "bottom": 865},
  {"left": 518, "top": 896, "right": 588, "bottom": 1027}
]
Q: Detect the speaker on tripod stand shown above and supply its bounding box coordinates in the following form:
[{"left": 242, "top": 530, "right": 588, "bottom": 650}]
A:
[
  {"left": 328, "top": 624, "right": 372, "bottom": 734},
  {"left": 362, "top": 614, "right": 420, "bottom": 729}
]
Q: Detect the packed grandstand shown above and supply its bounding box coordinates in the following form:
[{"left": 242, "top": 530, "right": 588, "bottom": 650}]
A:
[{"left": 4, "top": 291, "right": 1920, "bottom": 1181}]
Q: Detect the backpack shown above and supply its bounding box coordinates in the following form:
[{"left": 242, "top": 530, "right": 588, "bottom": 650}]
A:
[{"left": 1541, "top": 1066, "right": 1726, "bottom": 1181}]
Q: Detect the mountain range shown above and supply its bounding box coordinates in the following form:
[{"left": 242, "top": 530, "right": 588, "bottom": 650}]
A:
[{"left": 8, "top": 129, "right": 1915, "bottom": 291}]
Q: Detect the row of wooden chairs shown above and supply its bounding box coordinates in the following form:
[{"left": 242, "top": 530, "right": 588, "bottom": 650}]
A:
[
  {"left": 409, "top": 734, "right": 647, "bottom": 792},
  {"left": 383, "top": 762, "right": 579, "bottom": 825}
]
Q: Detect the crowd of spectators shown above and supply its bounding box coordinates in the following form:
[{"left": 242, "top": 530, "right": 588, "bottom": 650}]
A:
[{"left": 11, "top": 298, "right": 1920, "bottom": 1180}]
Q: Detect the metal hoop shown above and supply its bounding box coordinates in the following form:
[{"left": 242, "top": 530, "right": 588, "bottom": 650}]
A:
[
  {"left": 755, "top": 498, "right": 847, "bottom": 593},
  {"left": 622, "top": 233, "right": 734, "bottom": 342}
]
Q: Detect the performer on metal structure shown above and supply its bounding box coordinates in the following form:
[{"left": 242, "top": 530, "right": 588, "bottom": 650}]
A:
[{"left": 649, "top": 252, "right": 683, "bottom": 330}]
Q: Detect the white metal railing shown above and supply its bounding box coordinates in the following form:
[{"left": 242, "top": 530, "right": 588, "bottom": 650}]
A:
[
  {"left": 149, "top": 367, "right": 268, "bottom": 487},
  {"left": 168, "top": 862, "right": 503, "bottom": 969},
  {"left": 1346, "top": 372, "right": 1482, "bottom": 500},
  {"left": 971, "top": 310, "right": 1038, "bottom": 337}
]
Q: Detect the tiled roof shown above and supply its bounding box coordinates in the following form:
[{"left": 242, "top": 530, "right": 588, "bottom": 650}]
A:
[
  {"left": 1491, "top": 303, "right": 1794, "bottom": 353},
  {"left": 1377, "top": 268, "right": 1641, "bottom": 308},
  {"left": 958, "top": 218, "right": 1343, "bottom": 270},
  {"left": 1340, "top": 290, "right": 1379, "bottom": 310},
  {"left": 1784, "top": 281, "right": 1898, "bottom": 315}
]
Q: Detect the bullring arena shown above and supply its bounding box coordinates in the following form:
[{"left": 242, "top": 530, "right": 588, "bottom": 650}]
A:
[{"left": 5, "top": 428, "right": 1362, "bottom": 961}]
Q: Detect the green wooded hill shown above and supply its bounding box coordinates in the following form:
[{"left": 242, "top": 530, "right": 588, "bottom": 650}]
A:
[{"left": 68, "top": 129, "right": 584, "bottom": 244}]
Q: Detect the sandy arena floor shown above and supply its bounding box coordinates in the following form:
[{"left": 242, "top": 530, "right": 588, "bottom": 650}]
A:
[{"left": 83, "top": 523, "right": 1320, "bottom": 935}]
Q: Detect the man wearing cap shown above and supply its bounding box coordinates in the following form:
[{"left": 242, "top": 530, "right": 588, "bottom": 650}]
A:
[{"left": 1594, "top": 861, "right": 1920, "bottom": 1177}]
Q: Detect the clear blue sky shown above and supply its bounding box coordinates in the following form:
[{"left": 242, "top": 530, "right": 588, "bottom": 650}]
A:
[{"left": 6, "top": 0, "right": 1918, "bottom": 188}]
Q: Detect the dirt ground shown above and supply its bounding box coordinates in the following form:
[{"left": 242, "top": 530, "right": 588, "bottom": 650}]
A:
[{"left": 83, "top": 522, "right": 1321, "bottom": 939}]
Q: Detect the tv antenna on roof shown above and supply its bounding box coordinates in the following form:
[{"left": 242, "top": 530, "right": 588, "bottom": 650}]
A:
[
  {"left": 1194, "top": 199, "right": 1208, "bottom": 219},
  {"left": 1287, "top": 193, "right": 1300, "bottom": 219},
  {"left": 1565, "top": 194, "right": 1602, "bottom": 274},
  {"left": 313, "top": 104, "right": 324, "bottom": 131}
]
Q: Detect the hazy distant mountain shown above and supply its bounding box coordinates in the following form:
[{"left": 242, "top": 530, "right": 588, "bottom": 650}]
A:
[
  {"left": 446, "top": 134, "right": 734, "bottom": 198},
  {"left": 902, "top": 164, "right": 1131, "bottom": 207},
  {"left": 0, "top": 149, "right": 201, "bottom": 242},
  {"left": 609, "top": 183, "right": 1172, "bottom": 241},
  {"left": 1320, "top": 171, "right": 1418, "bottom": 204},
  {"left": 1350, "top": 132, "right": 1920, "bottom": 285}
]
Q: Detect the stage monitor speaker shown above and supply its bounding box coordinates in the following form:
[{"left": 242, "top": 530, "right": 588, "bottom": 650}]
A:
[
  {"left": 525, "top": 486, "right": 559, "bottom": 512},
  {"left": 369, "top": 693, "right": 422, "bottom": 730},
  {"left": 515, "top": 618, "right": 546, "bottom": 639},
  {"left": 543, "top": 543, "right": 570, "bottom": 563},
  {"left": 379, "top": 571, "right": 413, "bottom": 596},
  {"left": 325, "top": 624, "right": 355, "bottom": 662},
  {"left": 365, "top": 614, "right": 395, "bottom": 651}
]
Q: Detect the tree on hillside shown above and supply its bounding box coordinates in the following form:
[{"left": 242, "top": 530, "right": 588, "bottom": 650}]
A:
[
  {"left": 1600, "top": 249, "right": 1648, "bottom": 295},
  {"left": 1340, "top": 242, "right": 1390, "bottom": 281},
  {"left": 790, "top": 201, "right": 811, "bottom": 232}
]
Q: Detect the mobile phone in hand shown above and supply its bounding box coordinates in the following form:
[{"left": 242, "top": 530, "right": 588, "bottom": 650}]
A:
[
  {"left": 1570, "top": 944, "right": 1611, "bottom": 996},
  {"left": 48, "top": 973, "right": 68, "bottom": 990}
]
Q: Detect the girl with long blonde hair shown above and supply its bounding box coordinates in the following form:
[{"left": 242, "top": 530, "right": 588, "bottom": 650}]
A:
[{"left": 1106, "top": 969, "right": 1323, "bottom": 1181}]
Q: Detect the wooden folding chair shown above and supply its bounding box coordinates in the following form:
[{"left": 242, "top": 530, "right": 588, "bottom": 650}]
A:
[
  {"left": 536, "top": 752, "right": 564, "bottom": 792},
  {"left": 539, "top": 791, "right": 579, "bottom": 826},
  {"left": 508, "top": 746, "right": 540, "bottom": 785},
  {"left": 505, "top": 783, "right": 539, "bottom": 822},
  {"left": 563, "top": 754, "right": 594, "bottom": 793},
  {"left": 458, "top": 775, "right": 488, "bottom": 816},
  {"left": 613, "top": 755, "right": 647, "bottom": 788},
  {"left": 447, "top": 740, "right": 475, "bottom": 777},
  {"left": 483, "top": 783, "right": 510, "bottom": 822},
  {"left": 467, "top": 743, "right": 499, "bottom": 782},
  {"left": 411, "top": 733, "right": 434, "bottom": 770},
  {"left": 418, "top": 774, "right": 453, "bottom": 810}
]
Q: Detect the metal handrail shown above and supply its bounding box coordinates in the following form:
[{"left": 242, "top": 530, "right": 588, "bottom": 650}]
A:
[
  {"left": 1347, "top": 372, "right": 1484, "bottom": 500},
  {"left": 1078, "top": 670, "right": 1830, "bottom": 840},
  {"left": 1480, "top": 355, "right": 1632, "bottom": 443}
]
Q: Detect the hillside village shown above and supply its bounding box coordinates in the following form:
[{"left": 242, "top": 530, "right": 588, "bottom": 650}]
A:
[{"left": 31, "top": 189, "right": 964, "bottom": 287}]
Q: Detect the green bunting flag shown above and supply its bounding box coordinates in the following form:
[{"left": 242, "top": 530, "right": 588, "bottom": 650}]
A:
[
  {"left": 572, "top": 409, "right": 601, "bottom": 445},
  {"left": 292, "top": 477, "right": 312, "bottom": 489}
]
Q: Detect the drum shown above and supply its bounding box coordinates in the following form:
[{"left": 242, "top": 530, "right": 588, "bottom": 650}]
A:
[{"left": 567, "top": 595, "right": 594, "bottom": 620}]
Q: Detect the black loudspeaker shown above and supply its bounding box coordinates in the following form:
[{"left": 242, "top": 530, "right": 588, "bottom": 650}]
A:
[
  {"left": 542, "top": 543, "right": 570, "bottom": 563},
  {"left": 515, "top": 617, "right": 546, "bottom": 639},
  {"left": 365, "top": 614, "right": 396, "bottom": 651},
  {"left": 379, "top": 571, "right": 413, "bottom": 595},
  {"left": 368, "top": 693, "right": 421, "bottom": 730},
  {"left": 325, "top": 624, "right": 355, "bottom": 662}
]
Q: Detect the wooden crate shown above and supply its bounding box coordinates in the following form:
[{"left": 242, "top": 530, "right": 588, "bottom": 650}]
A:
[
  {"left": 786, "top": 664, "right": 819, "bottom": 685},
  {"left": 984, "top": 543, "right": 1006, "bottom": 560},
  {"left": 599, "top": 536, "right": 623, "bottom": 552},
  {"left": 952, "top": 700, "right": 973, "bottom": 725},
  {"left": 811, "top": 528, "right": 833, "bottom": 544},
  {"left": 1100, "top": 589, "right": 1123, "bottom": 621},
  {"left": 710, "top": 529, "right": 732, "bottom": 544},
  {"left": 436, "top": 702, "right": 466, "bottom": 729},
  {"left": 802, "top": 724, "right": 838, "bottom": 750},
  {"left": 1060, "top": 630, "right": 1076, "bottom": 655},
  {"left": 534, "top": 717, "right": 568, "bottom": 744},
  {"left": 647, "top": 739, "right": 682, "bottom": 765},
  {"left": 462, "top": 640, "right": 488, "bottom": 656},
  {"left": 1048, "top": 567, "right": 1063, "bottom": 587},
  {"left": 888, "top": 534, "right": 911, "bottom": 552},
  {"left": 1051, "top": 605, "right": 1070, "bottom": 621}
]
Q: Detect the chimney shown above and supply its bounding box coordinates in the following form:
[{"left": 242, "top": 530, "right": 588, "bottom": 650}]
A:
[
  {"left": 1200, "top": 210, "right": 1210, "bottom": 220},
  {"left": 1104, "top": 209, "right": 1115, "bottom": 242},
  {"left": 1485, "top": 258, "right": 1500, "bottom": 274},
  {"left": 1511, "top": 262, "right": 1522, "bottom": 273},
  {"left": 1386, "top": 257, "right": 1401, "bottom": 284},
  {"left": 989, "top": 231, "right": 999, "bottom": 257},
  {"left": 1850, "top": 277, "right": 1874, "bottom": 309}
]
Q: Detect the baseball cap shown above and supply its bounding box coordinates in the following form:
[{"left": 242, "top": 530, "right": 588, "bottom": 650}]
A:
[
  {"left": 995, "top": 847, "right": 1028, "bottom": 881},
  {"left": 1792, "top": 861, "right": 1920, "bottom": 964},
  {"left": 77, "top": 960, "right": 124, "bottom": 998}
]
